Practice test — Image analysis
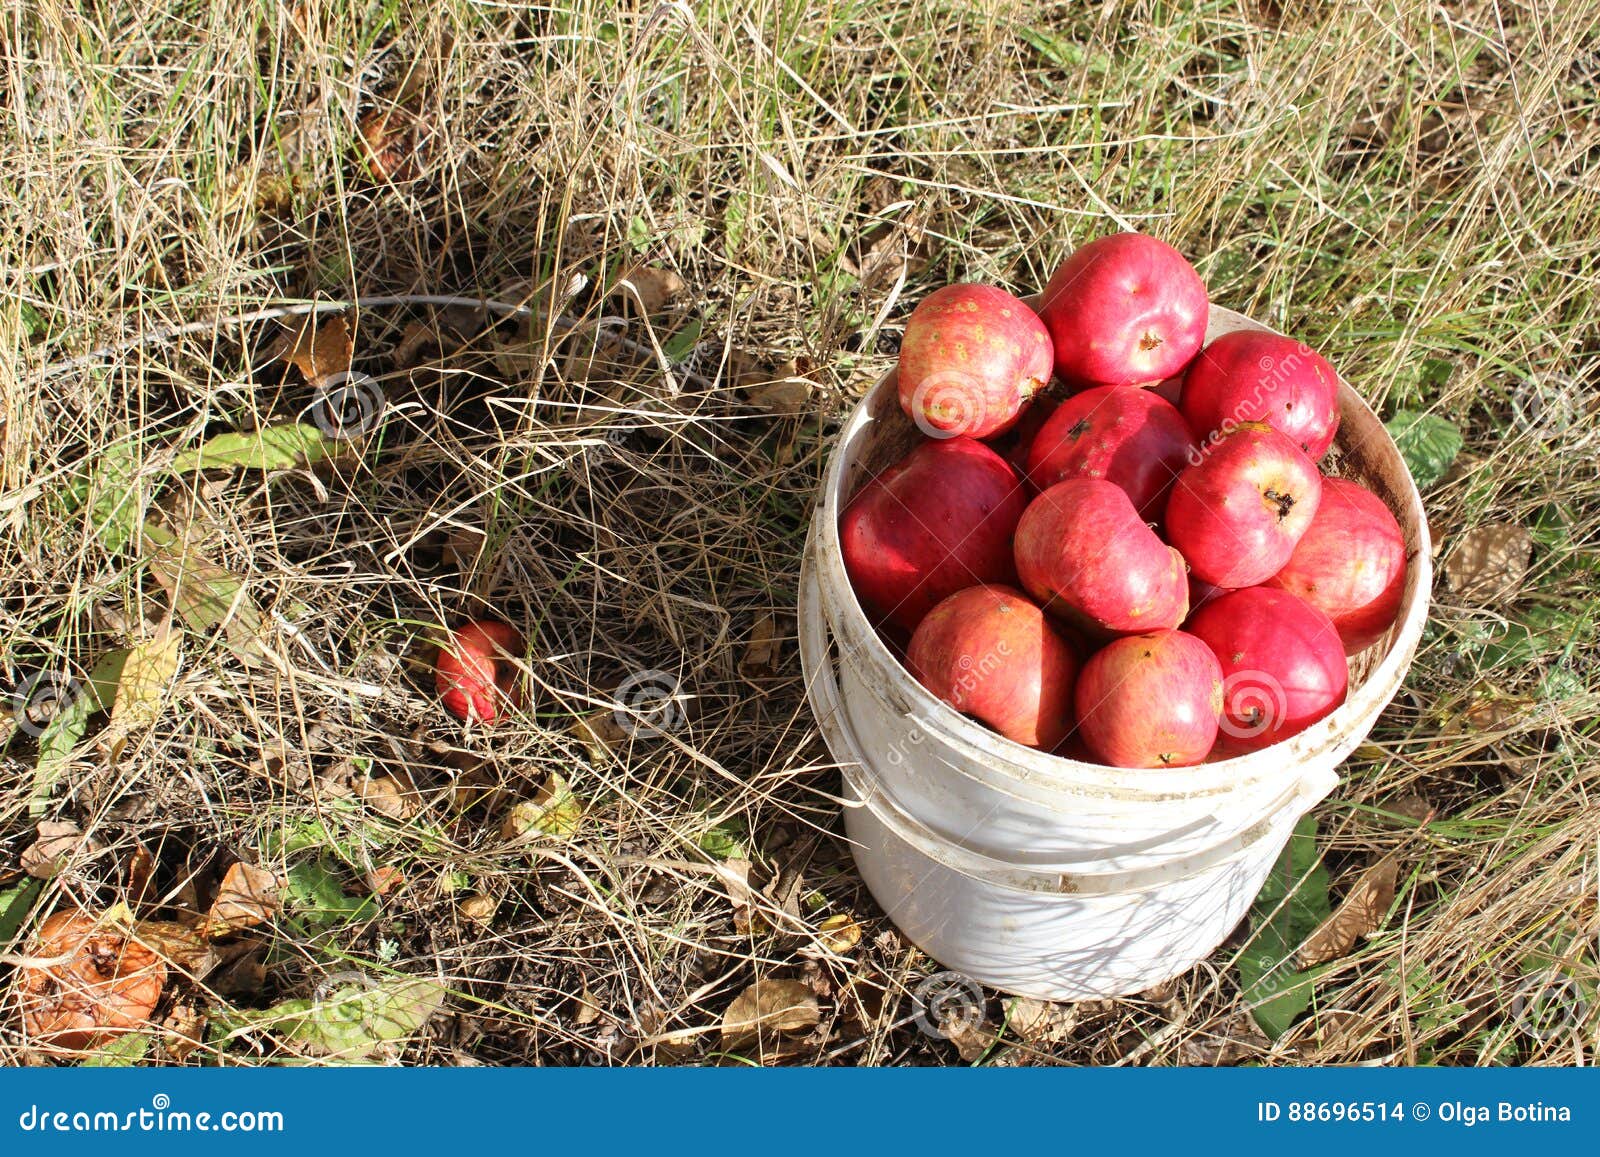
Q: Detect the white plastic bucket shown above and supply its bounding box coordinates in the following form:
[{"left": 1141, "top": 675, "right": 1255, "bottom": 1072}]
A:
[{"left": 799, "top": 304, "right": 1432, "bottom": 997}]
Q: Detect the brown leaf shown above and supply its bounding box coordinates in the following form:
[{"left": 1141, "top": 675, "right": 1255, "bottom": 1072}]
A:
[
  {"left": 269, "top": 313, "right": 354, "bottom": 385},
  {"left": 738, "top": 613, "right": 783, "bottom": 680},
  {"left": 391, "top": 321, "right": 438, "bottom": 369},
  {"left": 1179, "top": 1010, "right": 1272, "bottom": 1065},
  {"left": 1297, "top": 854, "right": 1401, "bottom": 968},
  {"left": 716, "top": 857, "right": 762, "bottom": 936},
  {"left": 160, "top": 1003, "right": 207, "bottom": 1062},
  {"left": 944, "top": 1016, "right": 1001, "bottom": 1063},
  {"left": 205, "top": 861, "right": 280, "bottom": 936},
  {"left": 130, "top": 919, "right": 219, "bottom": 977},
  {"left": 124, "top": 842, "right": 158, "bottom": 911},
  {"left": 500, "top": 774, "right": 582, "bottom": 841},
  {"left": 1384, "top": 794, "right": 1435, "bottom": 824},
  {"left": 458, "top": 892, "right": 498, "bottom": 927},
  {"left": 570, "top": 983, "right": 602, "bottom": 1026},
  {"left": 1445, "top": 523, "right": 1532, "bottom": 603},
  {"left": 569, "top": 708, "right": 630, "bottom": 758},
  {"left": 20, "top": 820, "right": 102, "bottom": 879},
  {"left": 745, "top": 376, "right": 813, "bottom": 415},
  {"left": 366, "top": 866, "right": 406, "bottom": 897},
  {"left": 1005, "top": 996, "right": 1079, "bottom": 1044},
  {"left": 720, "top": 979, "right": 820, "bottom": 1050},
  {"left": 359, "top": 103, "right": 430, "bottom": 183},
  {"left": 619, "top": 266, "right": 685, "bottom": 315},
  {"left": 1461, "top": 689, "right": 1528, "bottom": 734},
  {"left": 355, "top": 774, "right": 420, "bottom": 820},
  {"left": 104, "top": 621, "right": 182, "bottom": 764}
]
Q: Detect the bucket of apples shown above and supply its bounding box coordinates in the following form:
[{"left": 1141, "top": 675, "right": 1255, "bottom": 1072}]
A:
[{"left": 797, "top": 232, "right": 1432, "bottom": 997}]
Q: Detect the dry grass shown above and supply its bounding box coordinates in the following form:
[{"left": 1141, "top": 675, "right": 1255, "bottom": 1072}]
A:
[{"left": 1, "top": 0, "right": 1597, "bottom": 1065}]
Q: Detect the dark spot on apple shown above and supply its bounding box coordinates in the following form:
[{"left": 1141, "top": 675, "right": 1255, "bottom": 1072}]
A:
[
  {"left": 1138, "top": 331, "right": 1163, "bottom": 352},
  {"left": 1068, "top": 419, "right": 1091, "bottom": 439},
  {"left": 1263, "top": 487, "right": 1296, "bottom": 521},
  {"left": 1230, "top": 651, "right": 1244, "bottom": 664}
]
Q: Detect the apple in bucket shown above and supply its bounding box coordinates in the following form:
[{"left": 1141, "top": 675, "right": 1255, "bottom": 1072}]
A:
[
  {"left": 896, "top": 283, "right": 1053, "bottom": 439},
  {"left": 1025, "top": 384, "right": 1198, "bottom": 519},
  {"left": 1074, "top": 629, "right": 1223, "bottom": 767},
  {"left": 840, "top": 437, "right": 1028, "bottom": 634},
  {"left": 905, "top": 584, "right": 1079, "bottom": 750},
  {"left": 1181, "top": 330, "right": 1341, "bottom": 460}
]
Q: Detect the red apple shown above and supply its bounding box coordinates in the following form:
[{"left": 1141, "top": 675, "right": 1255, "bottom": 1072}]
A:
[
  {"left": 840, "top": 437, "right": 1027, "bottom": 634},
  {"left": 1165, "top": 423, "right": 1322, "bottom": 588},
  {"left": 1266, "top": 477, "right": 1407, "bottom": 654},
  {"left": 1014, "top": 479, "right": 1189, "bottom": 635},
  {"left": 897, "top": 284, "right": 1053, "bottom": 439},
  {"left": 1037, "top": 233, "right": 1209, "bottom": 388},
  {"left": 1185, "top": 587, "right": 1348, "bottom": 752},
  {"left": 1181, "top": 330, "right": 1341, "bottom": 460},
  {"left": 906, "top": 585, "right": 1078, "bottom": 749},
  {"left": 436, "top": 620, "right": 525, "bottom": 722},
  {"left": 1025, "top": 385, "right": 1198, "bottom": 518},
  {"left": 1074, "top": 630, "right": 1223, "bottom": 767}
]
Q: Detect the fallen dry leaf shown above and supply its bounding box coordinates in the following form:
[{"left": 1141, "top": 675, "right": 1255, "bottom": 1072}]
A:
[
  {"left": 458, "top": 892, "right": 498, "bottom": 927},
  {"left": 1446, "top": 523, "right": 1532, "bottom": 603},
  {"left": 269, "top": 313, "right": 354, "bottom": 385},
  {"left": 124, "top": 842, "right": 158, "bottom": 910},
  {"left": 145, "top": 523, "right": 269, "bottom": 668},
  {"left": 206, "top": 861, "right": 281, "bottom": 936},
  {"left": 744, "top": 356, "right": 816, "bottom": 415},
  {"left": 619, "top": 266, "right": 685, "bottom": 315},
  {"left": 105, "top": 622, "right": 182, "bottom": 764},
  {"left": 501, "top": 773, "right": 582, "bottom": 841},
  {"left": 1384, "top": 794, "right": 1435, "bottom": 824},
  {"left": 131, "top": 919, "right": 220, "bottom": 977},
  {"left": 355, "top": 774, "right": 420, "bottom": 821},
  {"left": 1179, "top": 1010, "right": 1272, "bottom": 1065},
  {"left": 1297, "top": 853, "right": 1400, "bottom": 968},
  {"left": 817, "top": 913, "right": 862, "bottom": 954},
  {"left": 366, "top": 866, "right": 406, "bottom": 897},
  {"left": 720, "top": 978, "right": 820, "bottom": 1051},
  {"left": 1461, "top": 689, "right": 1528, "bottom": 734},
  {"left": 571, "top": 983, "right": 603, "bottom": 1026},
  {"left": 1005, "top": 995, "right": 1079, "bottom": 1044},
  {"left": 160, "top": 1002, "right": 207, "bottom": 1062},
  {"left": 359, "top": 103, "right": 431, "bottom": 183},
  {"left": 20, "top": 820, "right": 102, "bottom": 879},
  {"left": 737, "top": 613, "right": 783, "bottom": 680},
  {"left": 716, "top": 857, "right": 762, "bottom": 936},
  {"left": 569, "top": 708, "right": 630, "bottom": 758}
]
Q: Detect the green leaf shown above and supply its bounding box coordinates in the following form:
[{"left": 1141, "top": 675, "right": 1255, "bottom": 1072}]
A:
[
  {"left": 283, "top": 857, "right": 377, "bottom": 934},
  {"left": 1017, "top": 26, "right": 1109, "bottom": 73},
  {"left": 698, "top": 822, "right": 747, "bottom": 861},
  {"left": 662, "top": 316, "right": 704, "bottom": 367},
  {"left": 502, "top": 773, "right": 582, "bottom": 841},
  {"left": 0, "top": 878, "right": 44, "bottom": 950},
  {"left": 79, "top": 1033, "right": 152, "bottom": 1067},
  {"left": 143, "top": 521, "right": 268, "bottom": 666},
  {"left": 83, "top": 440, "right": 146, "bottom": 553},
  {"left": 30, "top": 648, "right": 130, "bottom": 816},
  {"left": 211, "top": 976, "right": 446, "bottom": 1060},
  {"left": 170, "top": 423, "right": 330, "bottom": 475},
  {"left": 1385, "top": 410, "right": 1462, "bottom": 489},
  {"left": 1239, "top": 815, "right": 1331, "bottom": 1038},
  {"left": 627, "top": 215, "right": 652, "bottom": 251}
]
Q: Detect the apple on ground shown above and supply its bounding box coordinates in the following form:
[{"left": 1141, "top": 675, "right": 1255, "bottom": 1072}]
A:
[
  {"left": 1165, "top": 422, "right": 1323, "bottom": 588},
  {"left": 1074, "top": 630, "right": 1223, "bottom": 768},
  {"left": 896, "top": 283, "right": 1054, "bottom": 439},
  {"left": 1267, "top": 476, "right": 1407, "bottom": 654},
  {"left": 1181, "top": 330, "right": 1341, "bottom": 460},
  {"left": 1014, "top": 478, "right": 1189, "bottom": 635},
  {"left": 1185, "top": 587, "right": 1348, "bottom": 752},
  {"left": 1025, "top": 384, "right": 1198, "bottom": 518},
  {"left": 840, "top": 437, "right": 1027, "bottom": 634},
  {"left": 906, "top": 585, "right": 1079, "bottom": 750},
  {"left": 1038, "top": 233, "right": 1209, "bottom": 389},
  {"left": 437, "top": 619, "right": 525, "bottom": 723}
]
